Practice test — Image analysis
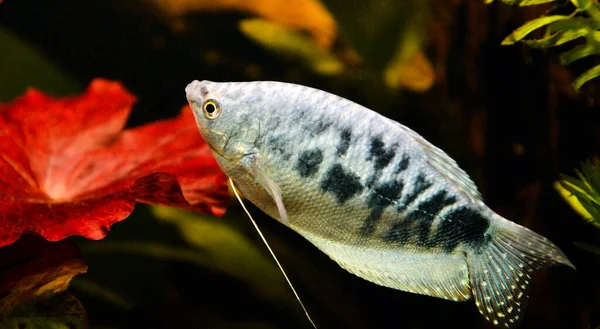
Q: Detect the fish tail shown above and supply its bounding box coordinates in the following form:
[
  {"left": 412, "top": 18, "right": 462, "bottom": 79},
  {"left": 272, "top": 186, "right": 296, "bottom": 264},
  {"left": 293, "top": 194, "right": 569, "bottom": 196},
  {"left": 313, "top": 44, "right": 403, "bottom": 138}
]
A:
[{"left": 466, "top": 215, "right": 574, "bottom": 328}]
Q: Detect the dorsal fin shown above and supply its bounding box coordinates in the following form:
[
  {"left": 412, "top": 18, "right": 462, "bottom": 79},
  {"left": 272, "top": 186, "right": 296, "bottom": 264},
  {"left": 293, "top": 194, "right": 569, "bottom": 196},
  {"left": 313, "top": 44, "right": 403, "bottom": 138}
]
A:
[{"left": 392, "top": 121, "right": 482, "bottom": 201}]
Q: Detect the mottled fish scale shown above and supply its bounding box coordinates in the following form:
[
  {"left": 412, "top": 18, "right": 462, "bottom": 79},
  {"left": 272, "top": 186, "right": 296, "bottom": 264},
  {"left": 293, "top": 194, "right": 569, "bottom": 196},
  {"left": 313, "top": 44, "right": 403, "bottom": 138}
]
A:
[{"left": 186, "top": 80, "right": 574, "bottom": 329}]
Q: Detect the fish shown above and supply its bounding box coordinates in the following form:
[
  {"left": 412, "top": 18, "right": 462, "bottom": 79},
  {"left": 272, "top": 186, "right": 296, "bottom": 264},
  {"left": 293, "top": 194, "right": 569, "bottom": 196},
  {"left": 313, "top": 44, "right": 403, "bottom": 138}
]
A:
[{"left": 185, "top": 80, "right": 574, "bottom": 328}]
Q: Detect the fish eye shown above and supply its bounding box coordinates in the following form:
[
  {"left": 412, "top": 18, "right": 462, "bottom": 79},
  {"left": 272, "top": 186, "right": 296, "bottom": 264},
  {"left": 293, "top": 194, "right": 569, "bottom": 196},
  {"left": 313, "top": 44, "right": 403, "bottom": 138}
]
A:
[{"left": 202, "top": 99, "right": 221, "bottom": 119}]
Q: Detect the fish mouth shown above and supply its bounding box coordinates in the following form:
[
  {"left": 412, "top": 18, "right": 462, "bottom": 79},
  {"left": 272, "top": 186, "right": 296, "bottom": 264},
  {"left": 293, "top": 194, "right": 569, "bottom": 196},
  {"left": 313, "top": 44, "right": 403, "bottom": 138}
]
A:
[
  {"left": 185, "top": 80, "right": 225, "bottom": 157},
  {"left": 185, "top": 80, "right": 204, "bottom": 106},
  {"left": 185, "top": 80, "right": 252, "bottom": 161}
]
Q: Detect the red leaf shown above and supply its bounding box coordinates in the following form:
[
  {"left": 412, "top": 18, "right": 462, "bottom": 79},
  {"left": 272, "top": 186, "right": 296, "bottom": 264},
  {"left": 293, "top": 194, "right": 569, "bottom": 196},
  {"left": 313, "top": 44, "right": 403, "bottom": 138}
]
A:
[{"left": 0, "top": 79, "right": 230, "bottom": 247}]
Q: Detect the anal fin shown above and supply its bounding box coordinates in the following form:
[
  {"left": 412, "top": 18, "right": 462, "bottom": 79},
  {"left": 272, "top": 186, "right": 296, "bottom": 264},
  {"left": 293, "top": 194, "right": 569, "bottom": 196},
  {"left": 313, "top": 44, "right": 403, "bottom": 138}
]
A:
[{"left": 299, "top": 230, "right": 473, "bottom": 302}]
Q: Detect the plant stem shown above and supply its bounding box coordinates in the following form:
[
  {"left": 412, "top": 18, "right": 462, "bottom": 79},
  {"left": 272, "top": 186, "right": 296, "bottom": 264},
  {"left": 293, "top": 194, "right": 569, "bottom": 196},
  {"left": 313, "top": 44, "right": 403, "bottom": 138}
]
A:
[{"left": 586, "top": 0, "right": 600, "bottom": 21}]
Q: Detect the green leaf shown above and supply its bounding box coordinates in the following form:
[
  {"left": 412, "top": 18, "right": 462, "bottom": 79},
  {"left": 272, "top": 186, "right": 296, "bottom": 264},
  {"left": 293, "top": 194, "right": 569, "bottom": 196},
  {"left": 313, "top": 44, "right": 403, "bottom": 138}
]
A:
[
  {"left": 571, "top": 0, "right": 592, "bottom": 10},
  {"left": 515, "top": 0, "right": 559, "bottom": 5},
  {"left": 149, "top": 206, "right": 291, "bottom": 301},
  {"left": 524, "top": 29, "right": 588, "bottom": 48},
  {"left": 559, "top": 174, "right": 595, "bottom": 200},
  {"left": 554, "top": 181, "right": 594, "bottom": 223},
  {"left": 70, "top": 277, "right": 134, "bottom": 310},
  {"left": 82, "top": 241, "right": 214, "bottom": 266},
  {"left": 573, "top": 242, "right": 600, "bottom": 256},
  {"left": 559, "top": 43, "right": 600, "bottom": 65},
  {"left": 0, "top": 26, "right": 81, "bottom": 101},
  {"left": 548, "top": 17, "right": 600, "bottom": 32},
  {"left": 502, "top": 15, "right": 571, "bottom": 45},
  {"left": 588, "top": 30, "right": 600, "bottom": 46},
  {"left": 486, "top": 0, "right": 558, "bottom": 6},
  {"left": 579, "top": 161, "right": 600, "bottom": 199},
  {"left": 556, "top": 160, "right": 600, "bottom": 228}
]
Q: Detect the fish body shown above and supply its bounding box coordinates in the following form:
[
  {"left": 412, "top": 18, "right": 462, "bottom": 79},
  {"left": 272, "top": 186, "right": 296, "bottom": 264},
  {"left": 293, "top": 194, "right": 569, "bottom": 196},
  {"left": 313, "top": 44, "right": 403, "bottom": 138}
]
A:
[{"left": 185, "top": 80, "right": 574, "bottom": 328}]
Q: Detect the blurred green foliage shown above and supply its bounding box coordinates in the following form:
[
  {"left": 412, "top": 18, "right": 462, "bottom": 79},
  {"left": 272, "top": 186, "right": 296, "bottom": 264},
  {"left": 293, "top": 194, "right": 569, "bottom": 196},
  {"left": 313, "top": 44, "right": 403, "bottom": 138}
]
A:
[
  {"left": 149, "top": 206, "right": 290, "bottom": 301},
  {"left": 555, "top": 160, "right": 600, "bottom": 228},
  {"left": 555, "top": 160, "right": 600, "bottom": 260},
  {"left": 71, "top": 206, "right": 318, "bottom": 329},
  {"left": 75, "top": 206, "right": 296, "bottom": 325},
  {"left": 73, "top": 204, "right": 370, "bottom": 329},
  {"left": 490, "top": 0, "right": 600, "bottom": 91},
  {"left": 574, "top": 242, "right": 600, "bottom": 256},
  {"left": 0, "top": 26, "right": 81, "bottom": 101},
  {"left": 321, "top": 0, "right": 431, "bottom": 72}
]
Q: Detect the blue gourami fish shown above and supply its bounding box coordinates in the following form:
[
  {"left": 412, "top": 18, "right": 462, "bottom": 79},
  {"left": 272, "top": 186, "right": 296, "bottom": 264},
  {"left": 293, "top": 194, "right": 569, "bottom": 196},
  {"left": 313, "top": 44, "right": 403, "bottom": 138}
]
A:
[{"left": 185, "top": 80, "right": 574, "bottom": 328}]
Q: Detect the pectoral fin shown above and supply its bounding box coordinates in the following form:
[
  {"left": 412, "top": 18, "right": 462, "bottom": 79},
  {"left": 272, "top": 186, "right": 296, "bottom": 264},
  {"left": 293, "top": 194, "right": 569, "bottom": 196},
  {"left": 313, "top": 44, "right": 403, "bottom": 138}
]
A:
[{"left": 248, "top": 158, "right": 289, "bottom": 225}]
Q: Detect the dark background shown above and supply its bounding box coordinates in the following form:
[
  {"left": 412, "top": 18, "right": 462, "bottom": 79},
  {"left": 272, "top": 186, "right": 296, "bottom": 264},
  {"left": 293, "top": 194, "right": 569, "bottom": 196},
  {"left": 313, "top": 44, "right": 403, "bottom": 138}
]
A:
[{"left": 1, "top": 0, "right": 599, "bottom": 328}]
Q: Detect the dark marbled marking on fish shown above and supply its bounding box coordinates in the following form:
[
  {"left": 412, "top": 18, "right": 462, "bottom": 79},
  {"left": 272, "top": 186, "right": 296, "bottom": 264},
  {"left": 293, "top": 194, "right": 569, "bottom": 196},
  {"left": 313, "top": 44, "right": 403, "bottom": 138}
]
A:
[
  {"left": 294, "top": 107, "right": 306, "bottom": 119},
  {"left": 397, "top": 174, "right": 432, "bottom": 212},
  {"left": 360, "top": 180, "right": 404, "bottom": 236},
  {"left": 407, "top": 190, "right": 457, "bottom": 245},
  {"left": 365, "top": 174, "right": 377, "bottom": 188},
  {"left": 432, "top": 207, "right": 491, "bottom": 252},
  {"left": 295, "top": 149, "right": 324, "bottom": 178},
  {"left": 309, "top": 120, "right": 333, "bottom": 136},
  {"left": 266, "top": 136, "right": 292, "bottom": 161},
  {"left": 395, "top": 154, "right": 410, "bottom": 173},
  {"left": 320, "top": 164, "right": 364, "bottom": 204},
  {"left": 290, "top": 107, "right": 307, "bottom": 126},
  {"left": 383, "top": 189, "right": 455, "bottom": 247},
  {"left": 382, "top": 220, "right": 412, "bottom": 245},
  {"left": 367, "top": 136, "right": 396, "bottom": 171},
  {"left": 336, "top": 128, "right": 352, "bottom": 157}
]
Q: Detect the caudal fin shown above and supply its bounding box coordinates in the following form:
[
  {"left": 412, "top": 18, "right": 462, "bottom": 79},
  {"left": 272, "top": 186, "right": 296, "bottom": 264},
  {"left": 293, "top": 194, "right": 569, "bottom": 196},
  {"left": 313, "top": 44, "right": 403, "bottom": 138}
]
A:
[{"left": 466, "top": 216, "right": 574, "bottom": 328}]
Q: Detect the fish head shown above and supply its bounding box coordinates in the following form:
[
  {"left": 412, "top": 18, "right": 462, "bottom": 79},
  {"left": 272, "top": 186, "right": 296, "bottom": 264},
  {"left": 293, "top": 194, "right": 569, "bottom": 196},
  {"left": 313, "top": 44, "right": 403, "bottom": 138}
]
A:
[{"left": 186, "top": 80, "right": 260, "bottom": 160}]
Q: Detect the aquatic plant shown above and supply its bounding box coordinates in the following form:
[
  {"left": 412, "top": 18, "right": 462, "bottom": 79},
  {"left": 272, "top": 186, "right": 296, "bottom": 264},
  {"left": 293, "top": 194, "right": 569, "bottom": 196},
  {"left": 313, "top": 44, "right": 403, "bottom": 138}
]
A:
[
  {"left": 490, "top": 0, "right": 600, "bottom": 91},
  {"left": 556, "top": 159, "right": 600, "bottom": 227},
  {"left": 555, "top": 160, "right": 600, "bottom": 257}
]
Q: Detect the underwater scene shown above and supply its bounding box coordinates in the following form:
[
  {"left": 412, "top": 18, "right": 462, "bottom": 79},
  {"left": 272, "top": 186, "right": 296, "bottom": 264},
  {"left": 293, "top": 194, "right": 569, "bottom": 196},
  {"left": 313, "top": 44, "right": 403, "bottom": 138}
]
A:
[{"left": 1, "top": 0, "right": 600, "bottom": 328}]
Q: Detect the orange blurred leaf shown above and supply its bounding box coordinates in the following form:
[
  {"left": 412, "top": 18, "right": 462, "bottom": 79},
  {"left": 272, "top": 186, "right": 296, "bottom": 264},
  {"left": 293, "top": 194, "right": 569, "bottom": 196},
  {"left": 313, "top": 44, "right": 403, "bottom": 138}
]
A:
[
  {"left": 239, "top": 18, "right": 344, "bottom": 75},
  {"left": 384, "top": 51, "right": 435, "bottom": 92},
  {"left": 152, "top": 0, "right": 337, "bottom": 49},
  {"left": 383, "top": 25, "right": 435, "bottom": 92}
]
